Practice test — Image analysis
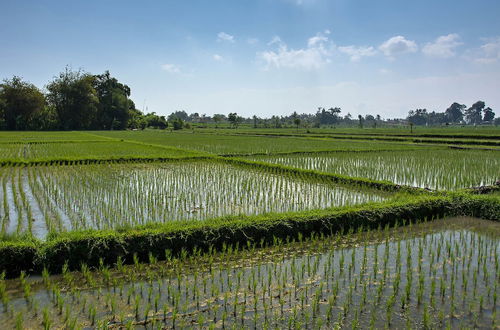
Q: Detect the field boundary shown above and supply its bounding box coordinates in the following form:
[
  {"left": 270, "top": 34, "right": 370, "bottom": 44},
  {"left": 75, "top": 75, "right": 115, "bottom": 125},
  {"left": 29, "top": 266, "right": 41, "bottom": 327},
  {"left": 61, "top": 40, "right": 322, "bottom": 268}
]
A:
[
  {"left": 237, "top": 130, "right": 500, "bottom": 140},
  {"left": 218, "top": 148, "right": 434, "bottom": 157},
  {"left": 0, "top": 155, "right": 215, "bottom": 167},
  {"left": 224, "top": 132, "right": 500, "bottom": 147},
  {"left": 0, "top": 140, "right": 111, "bottom": 145},
  {"left": 0, "top": 193, "right": 497, "bottom": 277}
]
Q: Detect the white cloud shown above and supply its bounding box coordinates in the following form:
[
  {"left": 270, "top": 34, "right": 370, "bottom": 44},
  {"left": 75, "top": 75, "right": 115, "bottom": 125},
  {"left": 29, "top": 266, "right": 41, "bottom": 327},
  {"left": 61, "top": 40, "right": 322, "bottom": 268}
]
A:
[
  {"left": 475, "top": 37, "right": 500, "bottom": 64},
  {"left": 267, "top": 36, "right": 283, "bottom": 46},
  {"left": 160, "top": 63, "right": 181, "bottom": 74},
  {"left": 213, "top": 54, "right": 224, "bottom": 61},
  {"left": 258, "top": 32, "right": 333, "bottom": 70},
  {"left": 307, "top": 30, "right": 330, "bottom": 47},
  {"left": 217, "top": 32, "right": 235, "bottom": 43},
  {"left": 422, "top": 34, "right": 462, "bottom": 58},
  {"left": 379, "top": 36, "right": 418, "bottom": 58},
  {"left": 338, "top": 45, "right": 377, "bottom": 62}
]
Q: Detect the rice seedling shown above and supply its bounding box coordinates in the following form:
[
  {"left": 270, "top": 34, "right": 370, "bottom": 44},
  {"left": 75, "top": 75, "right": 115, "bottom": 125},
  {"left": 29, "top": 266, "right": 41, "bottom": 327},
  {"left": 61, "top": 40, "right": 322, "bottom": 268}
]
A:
[
  {"left": 248, "top": 149, "right": 500, "bottom": 190},
  {"left": 0, "top": 216, "right": 496, "bottom": 329},
  {"left": 0, "top": 160, "right": 388, "bottom": 239}
]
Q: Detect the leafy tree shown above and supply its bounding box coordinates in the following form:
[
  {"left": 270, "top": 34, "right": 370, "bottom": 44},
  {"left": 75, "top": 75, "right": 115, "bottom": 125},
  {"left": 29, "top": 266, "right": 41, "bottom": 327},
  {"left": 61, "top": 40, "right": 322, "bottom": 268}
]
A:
[
  {"left": 145, "top": 112, "right": 168, "bottom": 129},
  {"left": 127, "top": 108, "right": 147, "bottom": 129},
  {"left": 228, "top": 112, "right": 242, "bottom": 128},
  {"left": 407, "top": 109, "right": 428, "bottom": 126},
  {"left": 291, "top": 111, "right": 301, "bottom": 130},
  {"left": 271, "top": 115, "right": 282, "bottom": 128},
  {"left": 212, "top": 114, "right": 225, "bottom": 128},
  {"left": 465, "top": 101, "right": 485, "bottom": 125},
  {"left": 426, "top": 111, "right": 447, "bottom": 125},
  {"left": 169, "top": 116, "right": 183, "bottom": 130},
  {"left": 0, "top": 97, "right": 5, "bottom": 129},
  {"left": 445, "top": 102, "right": 466, "bottom": 123},
  {"left": 483, "top": 107, "right": 495, "bottom": 122},
  {"left": 364, "top": 116, "right": 377, "bottom": 128},
  {"left": 27, "top": 105, "right": 59, "bottom": 130},
  {"left": 0, "top": 76, "right": 46, "bottom": 130},
  {"left": 46, "top": 68, "right": 98, "bottom": 130},
  {"left": 358, "top": 114, "right": 364, "bottom": 128},
  {"left": 189, "top": 112, "right": 200, "bottom": 122},
  {"left": 315, "top": 107, "right": 342, "bottom": 126},
  {"left": 168, "top": 111, "right": 189, "bottom": 121},
  {"left": 92, "top": 71, "right": 131, "bottom": 130}
]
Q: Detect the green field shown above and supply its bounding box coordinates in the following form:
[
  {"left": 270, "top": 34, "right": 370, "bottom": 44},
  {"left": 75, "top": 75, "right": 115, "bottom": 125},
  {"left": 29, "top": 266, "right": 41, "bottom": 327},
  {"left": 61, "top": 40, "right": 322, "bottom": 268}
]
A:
[
  {"left": 89, "top": 130, "right": 435, "bottom": 155},
  {"left": 0, "top": 128, "right": 498, "bottom": 329}
]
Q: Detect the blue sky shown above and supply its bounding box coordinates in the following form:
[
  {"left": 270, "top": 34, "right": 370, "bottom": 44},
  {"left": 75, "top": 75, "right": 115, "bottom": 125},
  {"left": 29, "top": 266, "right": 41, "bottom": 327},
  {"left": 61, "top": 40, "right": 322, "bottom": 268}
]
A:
[{"left": 1, "top": 0, "right": 500, "bottom": 118}]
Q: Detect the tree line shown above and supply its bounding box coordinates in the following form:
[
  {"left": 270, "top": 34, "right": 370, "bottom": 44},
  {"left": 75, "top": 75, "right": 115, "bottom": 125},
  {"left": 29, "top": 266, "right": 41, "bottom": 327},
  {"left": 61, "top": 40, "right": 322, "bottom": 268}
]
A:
[
  {"left": 0, "top": 68, "right": 168, "bottom": 131},
  {"left": 406, "top": 102, "right": 496, "bottom": 126},
  {"left": 0, "top": 68, "right": 497, "bottom": 130}
]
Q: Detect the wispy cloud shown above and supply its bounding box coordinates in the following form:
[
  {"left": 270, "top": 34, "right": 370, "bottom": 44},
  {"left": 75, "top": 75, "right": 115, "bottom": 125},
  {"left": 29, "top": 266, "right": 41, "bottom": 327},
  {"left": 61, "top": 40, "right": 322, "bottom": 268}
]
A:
[
  {"left": 475, "top": 37, "right": 500, "bottom": 64},
  {"left": 422, "top": 34, "right": 462, "bottom": 58},
  {"left": 258, "top": 32, "right": 333, "bottom": 70},
  {"left": 267, "top": 36, "right": 283, "bottom": 46},
  {"left": 307, "top": 30, "right": 330, "bottom": 47},
  {"left": 160, "top": 63, "right": 181, "bottom": 74},
  {"left": 378, "top": 68, "right": 391, "bottom": 75},
  {"left": 213, "top": 54, "right": 224, "bottom": 61},
  {"left": 217, "top": 32, "right": 235, "bottom": 43},
  {"left": 379, "top": 36, "right": 418, "bottom": 58},
  {"left": 338, "top": 45, "right": 377, "bottom": 62}
]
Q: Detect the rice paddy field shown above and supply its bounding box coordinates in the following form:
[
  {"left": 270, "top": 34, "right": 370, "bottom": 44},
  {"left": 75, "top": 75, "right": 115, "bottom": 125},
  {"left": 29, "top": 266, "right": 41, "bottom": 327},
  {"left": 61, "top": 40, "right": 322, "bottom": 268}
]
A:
[
  {"left": 89, "top": 130, "right": 432, "bottom": 155},
  {"left": 248, "top": 149, "right": 500, "bottom": 190},
  {"left": 0, "top": 141, "right": 203, "bottom": 163},
  {"left": 0, "top": 161, "right": 388, "bottom": 239},
  {"left": 0, "top": 217, "right": 498, "bottom": 329},
  {"left": 0, "top": 128, "right": 498, "bottom": 329}
]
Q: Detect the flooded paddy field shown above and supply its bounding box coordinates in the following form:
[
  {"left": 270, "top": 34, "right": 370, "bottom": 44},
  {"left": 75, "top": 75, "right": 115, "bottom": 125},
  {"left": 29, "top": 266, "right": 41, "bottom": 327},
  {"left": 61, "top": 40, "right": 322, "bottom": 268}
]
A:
[
  {"left": 248, "top": 149, "right": 500, "bottom": 190},
  {"left": 0, "top": 216, "right": 498, "bottom": 329},
  {"left": 0, "top": 161, "right": 389, "bottom": 239}
]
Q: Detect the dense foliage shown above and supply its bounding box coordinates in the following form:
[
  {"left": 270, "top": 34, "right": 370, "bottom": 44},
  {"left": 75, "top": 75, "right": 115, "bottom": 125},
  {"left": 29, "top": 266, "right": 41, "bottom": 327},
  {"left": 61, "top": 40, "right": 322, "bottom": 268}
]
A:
[{"left": 0, "top": 69, "right": 168, "bottom": 131}]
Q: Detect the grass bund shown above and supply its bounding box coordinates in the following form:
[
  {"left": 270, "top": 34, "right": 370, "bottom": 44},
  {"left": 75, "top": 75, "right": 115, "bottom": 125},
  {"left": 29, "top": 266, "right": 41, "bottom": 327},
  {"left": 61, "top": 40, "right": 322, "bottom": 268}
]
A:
[{"left": 0, "top": 129, "right": 498, "bottom": 328}]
